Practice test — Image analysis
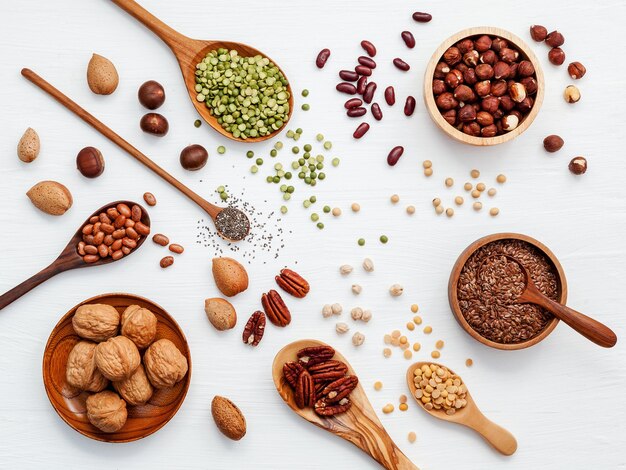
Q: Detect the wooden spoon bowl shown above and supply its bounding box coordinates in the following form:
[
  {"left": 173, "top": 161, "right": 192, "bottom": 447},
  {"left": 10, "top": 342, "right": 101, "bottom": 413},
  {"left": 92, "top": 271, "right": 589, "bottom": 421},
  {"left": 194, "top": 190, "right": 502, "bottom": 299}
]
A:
[
  {"left": 42, "top": 293, "right": 191, "bottom": 443},
  {"left": 406, "top": 362, "right": 517, "bottom": 456},
  {"left": 272, "top": 339, "right": 418, "bottom": 470}
]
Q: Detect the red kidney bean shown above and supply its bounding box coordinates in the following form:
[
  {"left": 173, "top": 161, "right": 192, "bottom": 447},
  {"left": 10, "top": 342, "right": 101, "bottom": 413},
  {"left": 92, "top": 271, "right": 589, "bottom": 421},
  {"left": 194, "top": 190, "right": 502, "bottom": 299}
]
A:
[
  {"left": 363, "top": 82, "right": 377, "bottom": 104},
  {"left": 387, "top": 146, "right": 404, "bottom": 166},
  {"left": 384, "top": 86, "right": 396, "bottom": 106},
  {"left": 371, "top": 103, "right": 383, "bottom": 121},
  {"left": 404, "top": 96, "right": 416, "bottom": 116},
  {"left": 355, "top": 65, "right": 372, "bottom": 77},
  {"left": 356, "top": 76, "right": 368, "bottom": 95},
  {"left": 412, "top": 12, "right": 432, "bottom": 22},
  {"left": 316, "top": 48, "right": 331, "bottom": 68},
  {"left": 339, "top": 70, "right": 359, "bottom": 82},
  {"left": 345, "top": 98, "right": 363, "bottom": 109},
  {"left": 360, "top": 40, "right": 377, "bottom": 57},
  {"left": 347, "top": 107, "right": 367, "bottom": 117},
  {"left": 336, "top": 82, "right": 357, "bottom": 95},
  {"left": 401, "top": 31, "right": 416, "bottom": 48},
  {"left": 353, "top": 123, "right": 370, "bottom": 139},
  {"left": 358, "top": 56, "right": 377, "bottom": 69},
  {"left": 393, "top": 58, "right": 410, "bottom": 71}
]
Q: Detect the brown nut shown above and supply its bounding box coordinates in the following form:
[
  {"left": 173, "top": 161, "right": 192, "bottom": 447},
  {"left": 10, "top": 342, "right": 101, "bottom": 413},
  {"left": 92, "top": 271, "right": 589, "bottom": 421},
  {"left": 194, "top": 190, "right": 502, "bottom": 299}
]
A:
[
  {"left": 568, "top": 61, "right": 586, "bottom": 79},
  {"left": 138, "top": 80, "right": 165, "bottom": 110},
  {"left": 212, "top": 257, "right": 249, "bottom": 297},
  {"left": 481, "top": 124, "right": 498, "bottom": 137},
  {"left": 474, "top": 35, "right": 492, "bottom": 52},
  {"left": 443, "top": 46, "right": 462, "bottom": 65},
  {"left": 543, "top": 135, "right": 564, "bottom": 153},
  {"left": 211, "top": 396, "right": 246, "bottom": 441},
  {"left": 564, "top": 85, "right": 581, "bottom": 103},
  {"left": 435, "top": 92, "right": 458, "bottom": 110},
  {"left": 140, "top": 113, "right": 169, "bottom": 136},
  {"left": 442, "top": 109, "right": 457, "bottom": 125},
  {"left": 26, "top": 180, "right": 73, "bottom": 216},
  {"left": 444, "top": 70, "right": 463, "bottom": 89},
  {"left": 499, "top": 48, "right": 519, "bottom": 64},
  {"left": 509, "top": 82, "right": 527, "bottom": 103},
  {"left": 462, "top": 50, "right": 479, "bottom": 67},
  {"left": 491, "top": 79, "right": 508, "bottom": 96},
  {"left": 463, "top": 68, "right": 477, "bottom": 86},
  {"left": 180, "top": 144, "right": 208, "bottom": 171},
  {"left": 242, "top": 311, "right": 266, "bottom": 346},
  {"left": 204, "top": 297, "right": 237, "bottom": 331},
  {"left": 86, "top": 391, "right": 127, "bottom": 433},
  {"left": 476, "top": 111, "right": 494, "bottom": 127},
  {"left": 493, "top": 61, "right": 511, "bottom": 80},
  {"left": 169, "top": 243, "right": 184, "bottom": 254},
  {"left": 481, "top": 96, "right": 500, "bottom": 114},
  {"left": 458, "top": 105, "right": 477, "bottom": 122},
  {"left": 432, "top": 79, "right": 446, "bottom": 95},
  {"left": 17, "top": 128, "right": 40, "bottom": 163},
  {"left": 72, "top": 303, "right": 120, "bottom": 342},
  {"left": 568, "top": 156, "right": 587, "bottom": 175},
  {"left": 87, "top": 54, "right": 119, "bottom": 95},
  {"left": 517, "top": 97, "right": 534, "bottom": 113},
  {"left": 502, "top": 114, "right": 520, "bottom": 131},
  {"left": 545, "top": 30, "right": 565, "bottom": 47},
  {"left": 475, "top": 64, "right": 494, "bottom": 80},
  {"left": 454, "top": 84, "right": 475, "bottom": 102},
  {"left": 121, "top": 304, "right": 157, "bottom": 349},
  {"left": 491, "top": 37, "right": 508, "bottom": 52},
  {"left": 434, "top": 62, "right": 451, "bottom": 79},
  {"left": 549, "top": 47, "right": 566, "bottom": 66},
  {"left": 517, "top": 60, "right": 535, "bottom": 77},
  {"left": 143, "top": 338, "right": 188, "bottom": 389},
  {"left": 66, "top": 341, "right": 109, "bottom": 392},
  {"left": 76, "top": 147, "right": 105, "bottom": 178},
  {"left": 462, "top": 122, "right": 481, "bottom": 136},
  {"left": 520, "top": 77, "right": 538, "bottom": 95},
  {"left": 113, "top": 364, "right": 154, "bottom": 406},
  {"left": 456, "top": 38, "right": 474, "bottom": 54},
  {"left": 474, "top": 81, "right": 491, "bottom": 97},
  {"left": 95, "top": 335, "right": 141, "bottom": 381},
  {"left": 480, "top": 50, "right": 497, "bottom": 65},
  {"left": 530, "top": 25, "right": 548, "bottom": 42}
]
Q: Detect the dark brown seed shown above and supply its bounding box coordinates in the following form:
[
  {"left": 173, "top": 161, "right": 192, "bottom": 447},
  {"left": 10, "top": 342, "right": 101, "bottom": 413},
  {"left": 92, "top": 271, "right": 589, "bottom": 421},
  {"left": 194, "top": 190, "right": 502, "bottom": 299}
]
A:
[
  {"left": 387, "top": 146, "right": 404, "bottom": 166},
  {"left": 345, "top": 98, "right": 363, "bottom": 109},
  {"left": 543, "top": 135, "right": 564, "bottom": 153},
  {"left": 363, "top": 82, "right": 377, "bottom": 104},
  {"left": 384, "top": 86, "right": 396, "bottom": 106},
  {"left": 401, "top": 31, "right": 416, "bottom": 48},
  {"left": 339, "top": 70, "right": 359, "bottom": 82},
  {"left": 316, "top": 48, "right": 331, "bottom": 68},
  {"left": 347, "top": 107, "right": 367, "bottom": 117},
  {"left": 548, "top": 48, "right": 565, "bottom": 66},
  {"left": 358, "top": 56, "right": 377, "bottom": 69},
  {"left": 180, "top": 144, "right": 209, "bottom": 171},
  {"left": 140, "top": 113, "right": 169, "bottom": 136},
  {"left": 360, "top": 40, "right": 377, "bottom": 57},
  {"left": 336, "top": 82, "right": 357, "bottom": 95},
  {"left": 169, "top": 243, "right": 184, "bottom": 254},
  {"left": 545, "top": 30, "right": 565, "bottom": 48},
  {"left": 371, "top": 103, "right": 383, "bottom": 121},
  {"left": 404, "top": 96, "right": 416, "bottom": 116},
  {"left": 152, "top": 233, "right": 169, "bottom": 246},
  {"left": 160, "top": 256, "right": 174, "bottom": 268},
  {"left": 242, "top": 311, "right": 266, "bottom": 347},
  {"left": 393, "top": 58, "right": 410, "bottom": 71},
  {"left": 568, "top": 61, "right": 586, "bottom": 79},
  {"left": 138, "top": 80, "right": 165, "bottom": 110},
  {"left": 412, "top": 11, "right": 432, "bottom": 22},
  {"left": 356, "top": 76, "right": 367, "bottom": 95},
  {"left": 529, "top": 25, "right": 548, "bottom": 42},
  {"left": 353, "top": 123, "right": 370, "bottom": 139},
  {"left": 355, "top": 65, "right": 372, "bottom": 77},
  {"left": 568, "top": 156, "right": 587, "bottom": 175},
  {"left": 143, "top": 192, "right": 157, "bottom": 206}
]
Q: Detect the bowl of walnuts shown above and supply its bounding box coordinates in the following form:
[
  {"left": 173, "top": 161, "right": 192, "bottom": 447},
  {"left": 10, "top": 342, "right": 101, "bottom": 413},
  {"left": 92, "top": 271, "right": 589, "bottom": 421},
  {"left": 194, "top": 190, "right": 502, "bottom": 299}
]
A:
[
  {"left": 43, "top": 293, "right": 191, "bottom": 442},
  {"left": 424, "top": 26, "right": 544, "bottom": 146}
]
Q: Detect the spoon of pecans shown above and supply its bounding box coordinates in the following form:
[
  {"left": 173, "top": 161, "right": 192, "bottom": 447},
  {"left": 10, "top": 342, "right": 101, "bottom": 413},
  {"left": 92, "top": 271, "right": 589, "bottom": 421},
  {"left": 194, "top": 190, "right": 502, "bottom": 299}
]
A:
[
  {"left": 272, "top": 340, "right": 418, "bottom": 470},
  {"left": 0, "top": 201, "right": 150, "bottom": 311},
  {"left": 406, "top": 362, "right": 517, "bottom": 456}
]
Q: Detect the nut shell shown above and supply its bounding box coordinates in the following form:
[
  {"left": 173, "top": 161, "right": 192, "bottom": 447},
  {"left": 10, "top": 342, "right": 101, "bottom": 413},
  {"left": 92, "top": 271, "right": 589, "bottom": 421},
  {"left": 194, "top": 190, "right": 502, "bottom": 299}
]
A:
[
  {"left": 143, "top": 339, "right": 188, "bottom": 389},
  {"left": 87, "top": 53, "right": 119, "bottom": 95},
  {"left": 65, "top": 341, "right": 109, "bottom": 392},
  {"left": 113, "top": 364, "right": 154, "bottom": 406},
  {"left": 95, "top": 335, "right": 141, "bottom": 381},
  {"left": 72, "top": 304, "right": 120, "bottom": 342},
  {"left": 86, "top": 390, "right": 127, "bottom": 433},
  {"left": 204, "top": 298, "right": 237, "bottom": 331},
  {"left": 211, "top": 257, "right": 249, "bottom": 297},
  {"left": 121, "top": 304, "right": 157, "bottom": 349},
  {"left": 211, "top": 396, "right": 246, "bottom": 441},
  {"left": 17, "top": 127, "right": 40, "bottom": 163},
  {"left": 26, "top": 180, "right": 73, "bottom": 216}
]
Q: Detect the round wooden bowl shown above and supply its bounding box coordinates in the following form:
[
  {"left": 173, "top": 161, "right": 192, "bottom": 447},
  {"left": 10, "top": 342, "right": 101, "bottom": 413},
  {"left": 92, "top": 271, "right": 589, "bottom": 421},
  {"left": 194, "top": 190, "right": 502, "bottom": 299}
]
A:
[
  {"left": 42, "top": 293, "right": 191, "bottom": 442},
  {"left": 448, "top": 233, "right": 567, "bottom": 350},
  {"left": 424, "top": 27, "right": 544, "bottom": 146}
]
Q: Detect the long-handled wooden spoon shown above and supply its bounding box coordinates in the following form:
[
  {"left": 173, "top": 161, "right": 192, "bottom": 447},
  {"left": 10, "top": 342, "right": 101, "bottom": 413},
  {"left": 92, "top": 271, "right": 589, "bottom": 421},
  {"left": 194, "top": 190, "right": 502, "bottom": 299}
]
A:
[
  {"left": 406, "top": 362, "right": 517, "bottom": 456},
  {"left": 21, "top": 69, "right": 250, "bottom": 242},
  {"left": 272, "top": 339, "right": 419, "bottom": 470},
  {"left": 483, "top": 255, "right": 617, "bottom": 348},
  {"left": 110, "top": 0, "right": 293, "bottom": 143},
  {"left": 0, "top": 201, "right": 149, "bottom": 311}
]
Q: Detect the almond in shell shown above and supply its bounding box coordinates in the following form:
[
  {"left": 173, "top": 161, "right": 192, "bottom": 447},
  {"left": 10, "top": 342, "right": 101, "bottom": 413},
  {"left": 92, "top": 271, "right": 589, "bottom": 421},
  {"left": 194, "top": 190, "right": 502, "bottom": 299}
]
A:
[
  {"left": 211, "top": 257, "right": 249, "bottom": 297},
  {"left": 211, "top": 395, "right": 246, "bottom": 441},
  {"left": 204, "top": 298, "right": 237, "bottom": 331},
  {"left": 87, "top": 53, "right": 119, "bottom": 95},
  {"left": 17, "top": 127, "right": 40, "bottom": 163},
  {"left": 26, "top": 180, "right": 73, "bottom": 216}
]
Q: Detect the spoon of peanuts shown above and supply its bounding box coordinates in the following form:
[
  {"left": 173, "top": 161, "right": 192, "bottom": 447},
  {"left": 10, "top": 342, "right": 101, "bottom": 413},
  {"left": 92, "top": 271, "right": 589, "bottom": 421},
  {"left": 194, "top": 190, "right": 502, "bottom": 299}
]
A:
[
  {"left": 406, "top": 362, "right": 517, "bottom": 456},
  {"left": 0, "top": 201, "right": 150, "bottom": 311}
]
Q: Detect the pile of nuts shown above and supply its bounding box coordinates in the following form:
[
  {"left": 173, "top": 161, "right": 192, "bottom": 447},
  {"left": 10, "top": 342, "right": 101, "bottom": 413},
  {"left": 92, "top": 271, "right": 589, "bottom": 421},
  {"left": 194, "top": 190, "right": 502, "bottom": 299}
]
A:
[
  {"left": 78, "top": 203, "right": 150, "bottom": 263},
  {"left": 282, "top": 345, "right": 358, "bottom": 417},
  {"left": 66, "top": 303, "right": 188, "bottom": 433},
  {"left": 433, "top": 34, "right": 538, "bottom": 137},
  {"left": 412, "top": 363, "right": 468, "bottom": 415}
]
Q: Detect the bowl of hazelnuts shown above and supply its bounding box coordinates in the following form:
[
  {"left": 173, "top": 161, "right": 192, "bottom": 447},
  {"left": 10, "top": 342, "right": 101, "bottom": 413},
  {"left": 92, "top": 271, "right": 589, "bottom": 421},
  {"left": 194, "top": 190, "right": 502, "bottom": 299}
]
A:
[{"left": 424, "top": 27, "right": 544, "bottom": 146}]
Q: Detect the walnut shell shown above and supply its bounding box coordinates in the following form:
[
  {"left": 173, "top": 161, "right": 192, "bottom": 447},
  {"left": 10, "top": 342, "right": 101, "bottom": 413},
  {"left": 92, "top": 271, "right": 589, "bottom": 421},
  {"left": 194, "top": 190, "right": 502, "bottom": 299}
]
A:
[
  {"left": 143, "top": 339, "right": 188, "bottom": 389},
  {"left": 86, "top": 390, "right": 127, "bottom": 433},
  {"left": 65, "top": 341, "right": 109, "bottom": 392},
  {"left": 113, "top": 364, "right": 153, "bottom": 406},
  {"left": 95, "top": 335, "right": 140, "bottom": 381},
  {"left": 212, "top": 257, "right": 249, "bottom": 297},
  {"left": 72, "top": 304, "right": 120, "bottom": 342},
  {"left": 121, "top": 305, "right": 157, "bottom": 349}
]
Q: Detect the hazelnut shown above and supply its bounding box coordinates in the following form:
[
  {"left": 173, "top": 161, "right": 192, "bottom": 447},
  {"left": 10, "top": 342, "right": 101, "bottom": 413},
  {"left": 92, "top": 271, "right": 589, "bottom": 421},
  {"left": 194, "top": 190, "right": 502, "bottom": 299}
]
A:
[
  {"left": 443, "top": 46, "right": 462, "bottom": 65},
  {"left": 476, "top": 111, "right": 494, "bottom": 127},
  {"left": 493, "top": 62, "right": 511, "bottom": 80},
  {"left": 435, "top": 92, "right": 458, "bottom": 110},
  {"left": 545, "top": 30, "right": 565, "bottom": 47},
  {"left": 568, "top": 156, "right": 587, "bottom": 175},
  {"left": 564, "top": 85, "right": 581, "bottom": 103},
  {"left": 95, "top": 335, "right": 141, "bottom": 381},
  {"left": 548, "top": 47, "right": 566, "bottom": 66},
  {"left": 463, "top": 68, "right": 478, "bottom": 86},
  {"left": 442, "top": 109, "right": 457, "bottom": 125},
  {"left": 499, "top": 95, "right": 516, "bottom": 112},
  {"left": 66, "top": 341, "right": 109, "bottom": 392},
  {"left": 454, "top": 62, "right": 469, "bottom": 73},
  {"left": 491, "top": 79, "right": 508, "bottom": 97},
  {"left": 72, "top": 303, "right": 120, "bottom": 342},
  {"left": 138, "top": 80, "right": 166, "bottom": 110},
  {"left": 453, "top": 84, "right": 475, "bottom": 102},
  {"left": 481, "top": 96, "right": 500, "bottom": 114},
  {"left": 508, "top": 62, "right": 519, "bottom": 78},
  {"left": 474, "top": 35, "right": 492, "bottom": 52},
  {"left": 509, "top": 82, "right": 527, "bottom": 103},
  {"left": 517, "top": 97, "right": 534, "bottom": 113},
  {"left": 568, "top": 61, "right": 586, "bottom": 79},
  {"left": 520, "top": 77, "right": 538, "bottom": 95},
  {"left": 480, "top": 50, "right": 497, "bottom": 65},
  {"left": 432, "top": 79, "right": 446, "bottom": 95},
  {"left": 114, "top": 364, "right": 154, "bottom": 406},
  {"left": 474, "top": 80, "right": 491, "bottom": 97},
  {"left": 76, "top": 146, "right": 105, "bottom": 178},
  {"left": 502, "top": 114, "right": 519, "bottom": 131},
  {"left": 444, "top": 70, "right": 463, "bottom": 89},
  {"left": 530, "top": 25, "right": 548, "bottom": 42},
  {"left": 140, "top": 113, "right": 169, "bottom": 136},
  {"left": 491, "top": 37, "right": 508, "bottom": 52},
  {"left": 475, "top": 64, "right": 494, "bottom": 80},
  {"left": 179, "top": 144, "right": 209, "bottom": 171},
  {"left": 86, "top": 390, "right": 127, "bottom": 433},
  {"left": 458, "top": 105, "right": 477, "bottom": 122},
  {"left": 463, "top": 50, "right": 479, "bottom": 67},
  {"left": 434, "top": 62, "right": 451, "bottom": 79},
  {"left": 499, "top": 48, "right": 518, "bottom": 64},
  {"left": 456, "top": 38, "right": 474, "bottom": 54},
  {"left": 121, "top": 304, "right": 158, "bottom": 349},
  {"left": 543, "top": 135, "right": 564, "bottom": 153},
  {"left": 517, "top": 60, "right": 535, "bottom": 77},
  {"left": 481, "top": 124, "right": 498, "bottom": 137},
  {"left": 462, "top": 122, "right": 481, "bottom": 136},
  {"left": 143, "top": 338, "right": 188, "bottom": 389},
  {"left": 493, "top": 109, "right": 504, "bottom": 120}
]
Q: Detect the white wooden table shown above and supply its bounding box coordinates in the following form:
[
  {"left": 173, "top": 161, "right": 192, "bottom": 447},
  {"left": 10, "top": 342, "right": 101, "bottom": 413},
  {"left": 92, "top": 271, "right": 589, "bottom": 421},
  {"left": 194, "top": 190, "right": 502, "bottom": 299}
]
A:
[{"left": 1, "top": 1, "right": 624, "bottom": 468}]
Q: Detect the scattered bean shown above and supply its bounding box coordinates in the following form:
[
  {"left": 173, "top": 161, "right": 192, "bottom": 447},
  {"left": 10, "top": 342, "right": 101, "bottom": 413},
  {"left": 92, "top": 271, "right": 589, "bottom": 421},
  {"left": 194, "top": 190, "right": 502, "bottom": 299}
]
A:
[
  {"left": 455, "top": 196, "right": 464, "bottom": 205},
  {"left": 465, "top": 358, "right": 473, "bottom": 367},
  {"left": 356, "top": 76, "right": 368, "bottom": 94},
  {"left": 363, "top": 82, "right": 377, "bottom": 104},
  {"left": 352, "top": 332, "right": 365, "bottom": 346},
  {"left": 404, "top": 96, "right": 416, "bottom": 116},
  {"left": 316, "top": 48, "right": 331, "bottom": 68},
  {"left": 404, "top": 349, "right": 413, "bottom": 360},
  {"left": 431, "top": 351, "right": 441, "bottom": 359},
  {"left": 446, "top": 208, "right": 454, "bottom": 217},
  {"left": 393, "top": 58, "right": 410, "bottom": 71},
  {"left": 335, "top": 322, "right": 350, "bottom": 334},
  {"left": 412, "top": 12, "right": 432, "bottom": 22},
  {"left": 352, "top": 284, "right": 362, "bottom": 295},
  {"left": 374, "top": 381, "right": 383, "bottom": 391},
  {"left": 390, "top": 194, "right": 400, "bottom": 203},
  {"left": 435, "top": 340, "right": 444, "bottom": 349},
  {"left": 423, "top": 326, "right": 432, "bottom": 334},
  {"left": 401, "top": 31, "right": 416, "bottom": 48},
  {"left": 160, "top": 256, "right": 174, "bottom": 268},
  {"left": 336, "top": 82, "right": 357, "bottom": 95},
  {"left": 383, "top": 348, "right": 392, "bottom": 358},
  {"left": 371, "top": 103, "right": 383, "bottom": 121},
  {"left": 358, "top": 238, "right": 365, "bottom": 246},
  {"left": 408, "top": 432, "right": 417, "bottom": 443},
  {"left": 473, "top": 202, "right": 483, "bottom": 211},
  {"left": 489, "top": 207, "right": 500, "bottom": 216},
  {"left": 487, "top": 188, "right": 497, "bottom": 197},
  {"left": 358, "top": 56, "right": 377, "bottom": 69},
  {"left": 361, "top": 40, "right": 377, "bottom": 57},
  {"left": 496, "top": 174, "right": 507, "bottom": 183},
  {"left": 169, "top": 243, "right": 184, "bottom": 254},
  {"left": 353, "top": 122, "right": 370, "bottom": 139},
  {"left": 471, "top": 169, "right": 480, "bottom": 178},
  {"left": 382, "top": 404, "right": 394, "bottom": 414},
  {"left": 423, "top": 160, "right": 432, "bottom": 168},
  {"left": 355, "top": 65, "right": 373, "bottom": 77},
  {"left": 387, "top": 146, "right": 404, "bottom": 166},
  {"left": 339, "top": 69, "right": 359, "bottom": 81},
  {"left": 406, "top": 205, "right": 415, "bottom": 215},
  {"left": 340, "top": 264, "right": 353, "bottom": 275},
  {"left": 389, "top": 284, "right": 404, "bottom": 296},
  {"left": 143, "top": 192, "right": 157, "bottom": 206},
  {"left": 345, "top": 98, "right": 363, "bottom": 109},
  {"left": 152, "top": 233, "right": 169, "bottom": 246},
  {"left": 347, "top": 107, "right": 367, "bottom": 117},
  {"left": 332, "top": 207, "right": 342, "bottom": 216}
]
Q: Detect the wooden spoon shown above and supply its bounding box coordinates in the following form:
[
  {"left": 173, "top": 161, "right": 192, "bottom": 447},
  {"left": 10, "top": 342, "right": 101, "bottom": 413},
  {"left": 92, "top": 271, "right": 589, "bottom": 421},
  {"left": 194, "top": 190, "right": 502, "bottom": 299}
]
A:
[
  {"left": 483, "top": 255, "right": 617, "bottom": 348},
  {"left": 272, "top": 339, "right": 419, "bottom": 470},
  {"left": 110, "top": 0, "right": 293, "bottom": 143},
  {"left": 0, "top": 201, "right": 149, "bottom": 311},
  {"left": 21, "top": 69, "right": 250, "bottom": 242},
  {"left": 406, "top": 362, "right": 517, "bottom": 456}
]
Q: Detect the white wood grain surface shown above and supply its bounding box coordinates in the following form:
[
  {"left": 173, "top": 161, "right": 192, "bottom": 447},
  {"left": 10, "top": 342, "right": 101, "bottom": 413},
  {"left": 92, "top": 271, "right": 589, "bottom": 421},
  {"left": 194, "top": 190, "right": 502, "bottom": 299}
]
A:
[{"left": 1, "top": 1, "right": 625, "bottom": 468}]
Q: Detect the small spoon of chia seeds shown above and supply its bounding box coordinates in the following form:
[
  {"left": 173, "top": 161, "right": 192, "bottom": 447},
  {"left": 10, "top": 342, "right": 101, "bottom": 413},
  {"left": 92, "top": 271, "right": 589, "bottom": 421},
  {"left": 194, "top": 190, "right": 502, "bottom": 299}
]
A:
[{"left": 480, "top": 255, "right": 617, "bottom": 348}]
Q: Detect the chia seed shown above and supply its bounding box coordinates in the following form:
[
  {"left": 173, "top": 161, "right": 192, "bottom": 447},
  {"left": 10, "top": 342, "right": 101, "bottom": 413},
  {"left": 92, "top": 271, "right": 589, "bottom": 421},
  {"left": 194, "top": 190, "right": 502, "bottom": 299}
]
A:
[{"left": 215, "top": 206, "right": 250, "bottom": 241}]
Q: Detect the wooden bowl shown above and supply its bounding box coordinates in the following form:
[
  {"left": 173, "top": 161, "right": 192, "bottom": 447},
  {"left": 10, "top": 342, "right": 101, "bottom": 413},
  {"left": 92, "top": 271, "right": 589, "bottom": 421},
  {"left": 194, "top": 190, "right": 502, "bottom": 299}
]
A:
[
  {"left": 424, "top": 27, "right": 544, "bottom": 146},
  {"left": 42, "top": 293, "right": 191, "bottom": 442},
  {"left": 448, "top": 233, "right": 567, "bottom": 350}
]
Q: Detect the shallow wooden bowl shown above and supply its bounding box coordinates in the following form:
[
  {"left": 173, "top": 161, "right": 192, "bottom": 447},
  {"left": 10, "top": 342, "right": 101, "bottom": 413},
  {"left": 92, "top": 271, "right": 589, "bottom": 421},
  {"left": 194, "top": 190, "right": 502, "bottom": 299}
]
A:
[
  {"left": 448, "top": 233, "right": 567, "bottom": 350},
  {"left": 424, "top": 26, "right": 544, "bottom": 146},
  {"left": 42, "top": 293, "right": 191, "bottom": 442}
]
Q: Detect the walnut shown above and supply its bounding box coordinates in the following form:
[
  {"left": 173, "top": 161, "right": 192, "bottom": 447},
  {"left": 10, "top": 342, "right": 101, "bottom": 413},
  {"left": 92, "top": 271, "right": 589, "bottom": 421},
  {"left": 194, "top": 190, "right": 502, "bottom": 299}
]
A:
[
  {"left": 143, "top": 339, "right": 188, "bottom": 389},
  {"left": 114, "top": 364, "right": 153, "bottom": 406},
  {"left": 121, "top": 305, "right": 157, "bottom": 349},
  {"left": 65, "top": 341, "right": 109, "bottom": 392},
  {"left": 72, "top": 304, "right": 120, "bottom": 342},
  {"left": 95, "top": 335, "right": 140, "bottom": 381},
  {"left": 86, "top": 390, "right": 127, "bottom": 433}
]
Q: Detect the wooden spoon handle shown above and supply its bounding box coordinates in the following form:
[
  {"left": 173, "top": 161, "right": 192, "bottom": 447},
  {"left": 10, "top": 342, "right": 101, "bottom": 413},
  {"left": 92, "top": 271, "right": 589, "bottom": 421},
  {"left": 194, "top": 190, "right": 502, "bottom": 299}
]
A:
[
  {"left": 0, "top": 264, "right": 61, "bottom": 311},
  {"left": 466, "top": 409, "right": 517, "bottom": 456},
  {"left": 21, "top": 68, "right": 220, "bottom": 219}
]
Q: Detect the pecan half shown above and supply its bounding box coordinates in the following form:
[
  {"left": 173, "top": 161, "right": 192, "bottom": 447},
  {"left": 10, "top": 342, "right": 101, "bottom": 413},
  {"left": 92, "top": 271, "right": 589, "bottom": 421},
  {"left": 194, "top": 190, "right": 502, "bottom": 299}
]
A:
[
  {"left": 261, "top": 290, "right": 291, "bottom": 327},
  {"left": 297, "top": 345, "right": 335, "bottom": 367},
  {"left": 314, "top": 397, "right": 352, "bottom": 416},
  {"left": 283, "top": 361, "right": 304, "bottom": 389},
  {"left": 242, "top": 311, "right": 266, "bottom": 346},
  {"left": 275, "top": 268, "right": 310, "bottom": 298},
  {"left": 308, "top": 360, "right": 348, "bottom": 383},
  {"left": 321, "top": 375, "right": 359, "bottom": 403},
  {"left": 295, "top": 370, "right": 315, "bottom": 409}
]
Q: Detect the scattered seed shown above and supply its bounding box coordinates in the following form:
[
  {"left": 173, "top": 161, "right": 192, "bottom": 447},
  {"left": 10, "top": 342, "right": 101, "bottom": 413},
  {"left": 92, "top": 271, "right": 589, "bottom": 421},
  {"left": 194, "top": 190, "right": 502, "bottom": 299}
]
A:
[
  {"left": 476, "top": 182, "right": 486, "bottom": 192},
  {"left": 408, "top": 432, "right": 417, "bottom": 443},
  {"left": 331, "top": 303, "right": 343, "bottom": 315},
  {"left": 399, "top": 403, "right": 409, "bottom": 411},
  {"left": 432, "top": 198, "right": 442, "bottom": 207},
  {"left": 384, "top": 334, "right": 392, "bottom": 344},
  {"left": 445, "top": 208, "right": 454, "bottom": 217},
  {"left": 445, "top": 177, "right": 454, "bottom": 187},
  {"left": 351, "top": 203, "right": 361, "bottom": 212},
  {"left": 471, "top": 189, "right": 481, "bottom": 198},
  {"left": 332, "top": 207, "right": 342, "bottom": 216},
  {"left": 380, "top": 235, "right": 389, "bottom": 244},
  {"left": 488, "top": 188, "right": 497, "bottom": 196},
  {"left": 391, "top": 330, "right": 401, "bottom": 339},
  {"left": 406, "top": 205, "right": 415, "bottom": 215},
  {"left": 194, "top": 119, "right": 202, "bottom": 128},
  {"left": 340, "top": 264, "right": 353, "bottom": 275},
  {"left": 436, "top": 340, "right": 444, "bottom": 349},
  {"left": 464, "top": 182, "right": 472, "bottom": 191},
  {"left": 489, "top": 207, "right": 500, "bottom": 216},
  {"left": 374, "top": 381, "right": 383, "bottom": 391},
  {"left": 424, "top": 168, "right": 433, "bottom": 177},
  {"left": 465, "top": 358, "right": 473, "bottom": 367},
  {"left": 400, "top": 336, "right": 408, "bottom": 345},
  {"left": 382, "top": 404, "right": 394, "bottom": 414},
  {"left": 352, "top": 284, "right": 362, "bottom": 295},
  {"left": 390, "top": 194, "right": 400, "bottom": 203},
  {"left": 352, "top": 331, "right": 365, "bottom": 346},
  {"left": 389, "top": 284, "right": 404, "bottom": 296},
  {"left": 413, "top": 315, "right": 422, "bottom": 325},
  {"left": 455, "top": 196, "right": 464, "bottom": 206},
  {"left": 435, "top": 205, "right": 444, "bottom": 215},
  {"left": 423, "top": 326, "right": 432, "bottom": 334},
  {"left": 423, "top": 160, "right": 433, "bottom": 169},
  {"left": 358, "top": 238, "right": 365, "bottom": 246},
  {"left": 383, "top": 348, "right": 392, "bottom": 358},
  {"left": 412, "top": 342, "right": 421, "bottom": 351},
  {"left": 399, "top": 394, "right": 408, "bottom": 404},
  {"left": 473, "top": 202, "right": 483, "bottom": 211},
  {"left": 411, "top": 304, "right": 419, "bottom": 313},
  {"left": 496, "top": 174, "right": 507, "bottom": 183},
  {"left": 471, "top": 169, "right": 480, "bottom": 178},
  {"left": 335, "top": 322, "right": 350, "bottom": 334},
  {"left": 404, "top": 349, "right": 413, "bottom": 359},
  {"left": 431, "top": 350, "right": 441, "bottom": 359}
]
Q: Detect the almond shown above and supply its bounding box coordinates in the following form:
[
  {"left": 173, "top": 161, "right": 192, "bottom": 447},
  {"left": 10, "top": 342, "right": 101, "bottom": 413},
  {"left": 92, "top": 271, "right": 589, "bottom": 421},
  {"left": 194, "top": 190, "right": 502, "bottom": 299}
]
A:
[
  {"left": 26, "top": 180, "right": 73, "bottom": 216},
  {"left": 87, "top": 53, "right": 119, "bottom": 95},
  {"left": 211, "top": 396, "right": 246, "bottom": 441},
  {"left": 204, "top": 298, "right": 237, "bottom": 331},
  {"left": 17, "top": 127, "right": 40, "bottom": 163},
  {"left": 211, "top": 257, "right": 248, "bottom": 297}
]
